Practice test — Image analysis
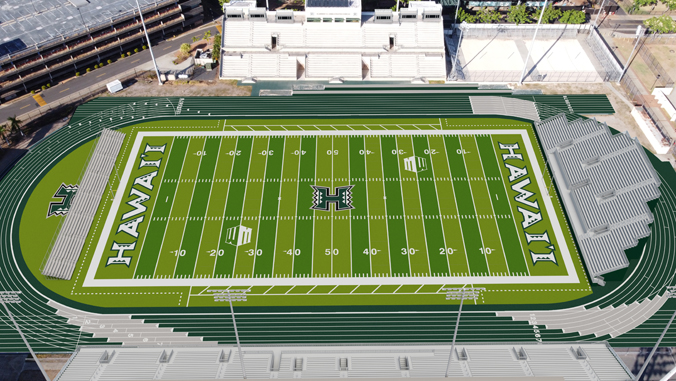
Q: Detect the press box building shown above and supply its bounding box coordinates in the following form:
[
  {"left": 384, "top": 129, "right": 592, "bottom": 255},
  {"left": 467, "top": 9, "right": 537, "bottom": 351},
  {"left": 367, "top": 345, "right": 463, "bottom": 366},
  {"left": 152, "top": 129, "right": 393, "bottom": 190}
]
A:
[{"left": 220, "top": 0, "right": 446, "bottom": 82}]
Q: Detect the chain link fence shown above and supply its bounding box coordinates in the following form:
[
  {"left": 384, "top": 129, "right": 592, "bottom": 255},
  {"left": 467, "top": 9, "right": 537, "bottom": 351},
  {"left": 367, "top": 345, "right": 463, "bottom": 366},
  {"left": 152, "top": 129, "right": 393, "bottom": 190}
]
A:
[{"left": 638, "top": 39, "right": 675, "bottom": 90}]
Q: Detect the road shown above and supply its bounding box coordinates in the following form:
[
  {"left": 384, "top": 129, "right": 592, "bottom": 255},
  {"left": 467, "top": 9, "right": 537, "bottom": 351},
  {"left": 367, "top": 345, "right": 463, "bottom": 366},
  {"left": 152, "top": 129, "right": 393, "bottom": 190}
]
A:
[{"left": 0, "top": 23, "right": 219, "bottom": 122}]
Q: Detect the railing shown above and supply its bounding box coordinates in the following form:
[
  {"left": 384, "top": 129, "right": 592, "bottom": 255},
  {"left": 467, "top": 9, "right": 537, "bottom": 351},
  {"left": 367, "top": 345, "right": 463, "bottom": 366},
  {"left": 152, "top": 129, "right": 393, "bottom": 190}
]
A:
[{"left": 0, "top": 15, "right": 185, "bottom": 90}]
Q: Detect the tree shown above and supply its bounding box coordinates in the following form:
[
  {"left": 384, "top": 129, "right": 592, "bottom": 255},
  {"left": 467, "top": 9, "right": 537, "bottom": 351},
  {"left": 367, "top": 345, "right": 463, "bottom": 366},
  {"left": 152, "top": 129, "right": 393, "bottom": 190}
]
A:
[
  {"left": 218, "top": 0, "right": 228, "bottom": 6},
  {"left": 192, "top": 36, "right": 199, "bottom": 43},
  {"left": 203, "top": 30, "right": 212, "bottom": 41},
  {"left": 662, "top": 0, "right": 676, "bottom": 11},
  {"left": 457, "top": 7, "right": 477, "bottom": 23},
  {"left": 0, "top": 124, "right": 9, "bottom": 145},
  {"left": 213, "top": 33, "right": 222, "bottom": 62},
  {"left": 559, "top": 9, "right": 586, "bottom": 24},
  {"left": 533, "top": 4, "right": 561, "bottom": 23},
  {"left": 477, "top": 7, "right": 502, "bottom": 23},
  {"left": 644, "top": 15, "right": 676, "bottom": 33},
  {"left": 634, "top": 0, "right": 657, "bottom": 6},
  {"left": 180, "top": 43, "right": 191, "bottom": 55},
  {"left": 7, "top": 116, "right": 23, "bottom": 137},
  {"left": 507, "top": 4, "right": 532, "bottom": 25}
]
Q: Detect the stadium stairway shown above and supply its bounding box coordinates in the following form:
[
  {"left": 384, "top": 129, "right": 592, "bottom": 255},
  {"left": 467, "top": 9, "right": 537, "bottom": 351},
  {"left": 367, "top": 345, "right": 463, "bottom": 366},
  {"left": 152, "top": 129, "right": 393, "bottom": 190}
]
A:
[{"left": 49, "top": 301, "right": 213, "bottom": 347}]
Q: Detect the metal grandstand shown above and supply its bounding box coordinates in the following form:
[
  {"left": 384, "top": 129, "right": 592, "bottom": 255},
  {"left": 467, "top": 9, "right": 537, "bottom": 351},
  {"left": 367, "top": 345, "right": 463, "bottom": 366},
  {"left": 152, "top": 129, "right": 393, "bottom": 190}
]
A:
[
  {"left": 535, "top": 114, "right": 661, "bottom": 285},
  {"left": 42, "top": 128, "right": 125, "bottom": 280}
]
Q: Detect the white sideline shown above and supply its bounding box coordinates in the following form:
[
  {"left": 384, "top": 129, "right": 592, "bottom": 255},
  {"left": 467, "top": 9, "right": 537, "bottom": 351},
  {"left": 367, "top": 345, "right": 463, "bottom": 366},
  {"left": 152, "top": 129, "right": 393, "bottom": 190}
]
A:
[{"left": 83, "top": 129, "right": 579, "bottom": 287}]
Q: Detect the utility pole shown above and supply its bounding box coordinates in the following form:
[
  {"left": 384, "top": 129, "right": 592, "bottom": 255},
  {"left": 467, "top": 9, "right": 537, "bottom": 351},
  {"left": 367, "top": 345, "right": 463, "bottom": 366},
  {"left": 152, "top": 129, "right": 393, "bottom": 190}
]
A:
[
  {"left": 135, "top": 0, "right": 163, "bottom": 85},
  {"left": 210, "top": 289, "right": 249, "bottom": 379},
  {"left": 0, "top": 292, "right": 50, "bottom": 381},
  {"left": 519, "top": 0, "right": 548, "bottom": 85}
]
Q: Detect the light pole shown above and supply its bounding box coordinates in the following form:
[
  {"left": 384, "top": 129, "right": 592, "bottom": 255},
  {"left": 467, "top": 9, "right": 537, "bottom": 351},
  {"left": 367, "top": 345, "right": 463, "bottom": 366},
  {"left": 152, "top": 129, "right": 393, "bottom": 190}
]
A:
[
  {"left": 135, "top": 0, "right": 163, "bottom": 85},
  {"left": 443, "top": 287, "right": 485, "bottom": 378},
  {"left": 519, "top": 0, "right": 548, "bottom": 85},
  {"left": 0, "top": 291, "right": 51, "bottom": 381},
  {"left": 210, "top": 289, "right": 248, "bottom": 379},
  {"left": 592, "top": 0, "right": 607, "bottom": 29},
  {"left": 635, "top": 286, "right": 676, "bottom": 381},
  {"left": 618, "top": 25, "right": 645, "bottom": 83}
]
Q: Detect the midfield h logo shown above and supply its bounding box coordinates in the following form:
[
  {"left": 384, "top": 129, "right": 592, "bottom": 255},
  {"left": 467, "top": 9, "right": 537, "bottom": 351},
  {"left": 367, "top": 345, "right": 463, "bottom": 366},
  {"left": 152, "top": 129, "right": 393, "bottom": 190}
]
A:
[{"left": 311, "top": 185, "right": 354, "bottom": 212}]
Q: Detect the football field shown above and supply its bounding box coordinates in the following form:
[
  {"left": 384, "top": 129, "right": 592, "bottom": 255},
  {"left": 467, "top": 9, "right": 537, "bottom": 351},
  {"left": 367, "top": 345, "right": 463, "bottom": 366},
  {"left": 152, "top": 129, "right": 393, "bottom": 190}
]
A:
[{"left": 85, "top": 126, "right": 577, "bottom": 287}]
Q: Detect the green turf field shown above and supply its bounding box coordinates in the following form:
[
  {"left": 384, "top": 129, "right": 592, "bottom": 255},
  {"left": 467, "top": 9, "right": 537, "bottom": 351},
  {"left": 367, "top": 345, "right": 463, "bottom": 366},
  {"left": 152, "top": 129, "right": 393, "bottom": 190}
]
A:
[{"left": 21, "top": 117, "right": 592, "bottom": 307}]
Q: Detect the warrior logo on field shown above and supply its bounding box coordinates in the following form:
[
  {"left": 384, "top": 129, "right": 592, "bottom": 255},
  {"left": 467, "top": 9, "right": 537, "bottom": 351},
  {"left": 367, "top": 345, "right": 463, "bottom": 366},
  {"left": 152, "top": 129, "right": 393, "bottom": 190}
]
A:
[
  {"left": 47, "top": 184, "right": 79, "bottom": 217},
  {"left": 311, "top": 185, "right": 354, "bottom": 212}
]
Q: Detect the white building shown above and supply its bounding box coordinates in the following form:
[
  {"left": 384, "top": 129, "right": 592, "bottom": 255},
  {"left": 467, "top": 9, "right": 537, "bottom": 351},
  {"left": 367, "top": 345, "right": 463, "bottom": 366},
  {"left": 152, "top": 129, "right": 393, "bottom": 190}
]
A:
[{"left": 220, "top": 0, "right": 446, "bottom": 82}]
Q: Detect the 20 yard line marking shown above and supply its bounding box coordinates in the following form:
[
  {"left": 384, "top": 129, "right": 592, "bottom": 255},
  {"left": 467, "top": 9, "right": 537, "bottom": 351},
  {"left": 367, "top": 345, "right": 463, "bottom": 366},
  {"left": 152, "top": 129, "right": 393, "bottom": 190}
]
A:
[
  {"left": 425, "top": 135, "right": 452, "bottom": 275},
  {"left": 441, "top": 136, "right": 470, "bottom": 276}
]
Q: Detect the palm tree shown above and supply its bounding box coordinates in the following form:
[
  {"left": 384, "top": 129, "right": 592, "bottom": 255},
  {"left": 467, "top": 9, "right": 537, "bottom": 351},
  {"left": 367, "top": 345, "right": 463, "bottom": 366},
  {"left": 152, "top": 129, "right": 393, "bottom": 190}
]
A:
[
  {"left": 7, "top": 115, "right": 24, "bottom": 137},
  {"left": 0, "top": 124, "right": 9, "bottom": 146}
]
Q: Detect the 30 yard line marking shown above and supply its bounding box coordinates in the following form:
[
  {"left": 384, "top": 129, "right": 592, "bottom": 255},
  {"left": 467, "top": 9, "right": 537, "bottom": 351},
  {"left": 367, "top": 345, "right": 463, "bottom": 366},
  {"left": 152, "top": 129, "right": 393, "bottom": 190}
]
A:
[
  {"left": 473, "top": 135, "right": 509, "bottom": 275},
  {"left": 212, "top": 136, "right": 239, "bottom": 279},
  {"left": 151, "top": 137, "right": 192, "bottom": 278},
  {"left": 132, "top": 136, "right": 176, "bottom": 277},
  {"left": 191, "top": 137, "right": 223, "bottom": 278},
  {"left": 173, "top": 138, "right": 209, "bottom": 277},
  {"left": 426, "top": 135, "right": 452, "bottom": 275},
  {"left": 393, "top": 137, "right": 412, "bottom": 275},
  {"left": 409, "top": 135, "right": 432, "bottom": 276}
]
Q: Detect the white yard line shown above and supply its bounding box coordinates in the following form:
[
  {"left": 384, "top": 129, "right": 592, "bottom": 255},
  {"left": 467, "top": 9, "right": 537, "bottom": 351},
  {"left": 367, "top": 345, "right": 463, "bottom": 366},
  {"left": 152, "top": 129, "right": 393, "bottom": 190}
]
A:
[
  {"left": 346, "top": 136, "right": 353, "bottom": 277},
  {"left": 408, "top": 135, "right": 432, "bottom": 276},
  {"left": 311, "top": 137, "right": 318, "bottom": 275},
  {"left": 172, "top": 138, "right": 209, "bottom": 277},
  {"left": 290, "top": 138, "right": 304, "bottom": 276},
  {"left": 250, "top": 138, "right": 273, "bottom": 276},
  {"left": 458, "top": 137, "right": 491, "bottom": 276},
  {"left": 489, "top": 135, "right": 531, "bottom": 277},
  {"left": 425, "top": 135, "right": 452, "bottom": 276},
  {"left": 191, "top": 137, "right": 223, "bottom": 279},
  {"left": 230, "top": 138, "right": 255, "bottom": 278},
  {"left": 360, "top": 136, "right": 374, "bottom": 277},
  {"left": 377, "top": 137, "right": 394, "bottom": 277},
  {"left": 441, "top": 135, "right": 470, "bottom": 276},
  {"left": 151, "top": 137, "right": 191, "bottom": 278},
  {"left": 472, "top": 135, "right": 510, "bottom": 276},
  {"left": 269, "top": 137, "right": 287, "bottom": 276},
  {"left": 393, "top": 137, "right": 414, "bottom": 276},
  {"left": 131, "top": 137, "right": 176, "bottom": 278},
  {"left": 211, "top": 136, "right": 240, "bottom": 279}
]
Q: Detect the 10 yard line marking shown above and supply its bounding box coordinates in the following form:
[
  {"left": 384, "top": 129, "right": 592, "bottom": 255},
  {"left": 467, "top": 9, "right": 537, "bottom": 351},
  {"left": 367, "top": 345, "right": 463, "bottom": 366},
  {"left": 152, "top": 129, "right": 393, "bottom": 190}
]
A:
[
  {"left": 172, "top": 138, "right": 209, "bottom": 278},
  {"left": 132, "top": 136, "right": 176, "bottom": 277},
  {"left": 212, "top": 136, "right": 240, "bottom": 279},
  {"left": 472, "top": 135, "right": 510, "bottom": 275},
  {"left": 151, "top": 137, "right": 191, "bottom": 279}
]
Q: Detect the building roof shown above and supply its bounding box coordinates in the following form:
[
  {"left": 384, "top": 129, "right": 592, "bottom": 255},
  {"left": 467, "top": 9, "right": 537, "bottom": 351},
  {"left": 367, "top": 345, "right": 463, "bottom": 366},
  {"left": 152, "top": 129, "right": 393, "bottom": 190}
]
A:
[{"left": 0, "top": 0, "right": 167, "bottom": 59}]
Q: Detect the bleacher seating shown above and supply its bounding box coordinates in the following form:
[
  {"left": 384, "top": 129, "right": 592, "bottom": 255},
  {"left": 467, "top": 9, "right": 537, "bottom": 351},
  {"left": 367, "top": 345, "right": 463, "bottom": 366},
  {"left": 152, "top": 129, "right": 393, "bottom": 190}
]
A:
[
  {"left": 42, "top": 129, "right": 125, "bottom": 280},
  {"left": 306, "top": 54, "right": 362, "bottom": 79},
  {"left": 55, "top": 343, "right": 632, "bottom": 380},
  {"left": 535, "top": 114, "right": 661, "bottom": 281},
  {"left": 469, "top": 96, "right": 540, "bottom": 122}
]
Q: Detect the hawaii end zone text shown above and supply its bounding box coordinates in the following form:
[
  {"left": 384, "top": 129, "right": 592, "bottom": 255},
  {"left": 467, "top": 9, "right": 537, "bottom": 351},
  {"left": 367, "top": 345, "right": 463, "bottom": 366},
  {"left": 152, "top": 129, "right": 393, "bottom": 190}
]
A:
[{"left": 83, "top": 130, "right": 579, "bottom": 287}]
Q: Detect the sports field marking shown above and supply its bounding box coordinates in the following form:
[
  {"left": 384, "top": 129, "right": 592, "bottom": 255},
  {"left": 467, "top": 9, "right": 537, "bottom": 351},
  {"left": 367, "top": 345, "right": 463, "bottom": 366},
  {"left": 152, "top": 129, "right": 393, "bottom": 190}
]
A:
[{"left": 85, "top": 129, "right": 578, "bottom": 287}]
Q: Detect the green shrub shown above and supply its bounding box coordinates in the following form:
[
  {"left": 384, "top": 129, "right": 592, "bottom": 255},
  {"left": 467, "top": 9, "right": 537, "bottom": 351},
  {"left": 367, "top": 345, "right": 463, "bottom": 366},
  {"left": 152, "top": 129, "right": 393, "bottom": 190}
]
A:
[
  {"left": 507, "top": 4, "right": 532, "bottom": 25},
  {"left": 559, "top": 9, "right": 586, "bottom": 24},
  {"left": 93, "top": 64, "right": 98, "bottom": 69},
  {"left": 107, "top": 59, "right": 113, "bottom": 64},
  {"left": 121, "top": 54, "right": 125, "bottom": 59},
  {"left": 134, "top": 48, "right": 139, "bottom": 53},
  {"left": 31, "top": 90, "right": 35, "bottom": 94},
  {"left": 142, "top": 45, "right": 147, "bottom": 50},
  {"left": 126, "top": 52, "right": 131, "bottom": 57},
  {"left": 46, "top": 83, "right": 51, "bottom": 88},
  {"left": 41, "top": 85, "right": 47, "bottom": 90},
  {"left": 180, "top": 43, "right": 191, "bottom": 55},
  {"left": 457, "top": 8, "right": 477, "bottom": 23},
  {"left": 644, "top": 15, "right": 676, "bottom": 33},
  {"left": 75, "top": 72, "right": 80, "bottom": 76},
  {"left": 86, "top": 68, "right": 91, "bottom": 73}
]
